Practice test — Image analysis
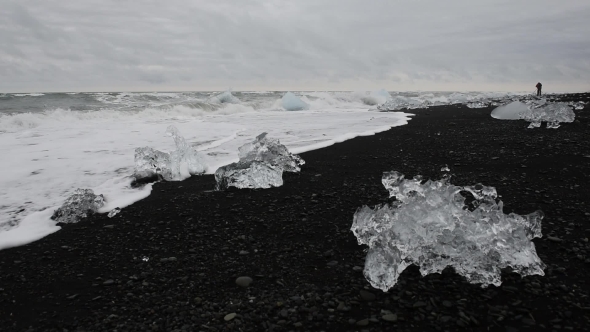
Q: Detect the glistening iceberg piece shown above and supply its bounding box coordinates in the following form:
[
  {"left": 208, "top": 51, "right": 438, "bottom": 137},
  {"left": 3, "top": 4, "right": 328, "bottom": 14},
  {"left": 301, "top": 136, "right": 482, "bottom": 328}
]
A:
[
  {"left": 215, "top": 160, "right": 283, "bottom": 190},
  {"left": 51, "top": 189, "right": 105, "bottom": 224},
  {"left": 519, "top": 102, "right": 575, "bottom": 129},
  {"left": 208, "top": 90, "right": 240, "bottom": 104},
  {"left": 351, "top": 171, "right": 545, "bottom": 291},
  {"left": 134, "top": 125, "right": 206, "bottom": 181},
  {"left": 238, "top": 132, "right": 305, "bottom": 172},
  {"left": 215, "top": 132, "right": 304, "bottom": 190},
  {"left": 281, "top": 92, "right": 309, "bottom": 111},
  {"left": 490, "top": 101, "right": 528, "bottom": 120}
]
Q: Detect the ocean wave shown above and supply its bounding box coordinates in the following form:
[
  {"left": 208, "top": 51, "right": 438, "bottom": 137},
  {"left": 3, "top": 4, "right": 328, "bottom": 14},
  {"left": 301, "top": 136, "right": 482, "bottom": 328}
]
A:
[
  {"left": 12, "top": 93, "right": 45, "bottom": 97},
  {"left": 0, "top": 103, "right": 257, "bottom": 133}
]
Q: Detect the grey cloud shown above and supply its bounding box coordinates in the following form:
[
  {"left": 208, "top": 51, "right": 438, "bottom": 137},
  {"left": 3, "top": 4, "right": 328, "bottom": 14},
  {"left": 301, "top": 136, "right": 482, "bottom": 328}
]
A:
[{"left": 0, "top": 0, "right": 589, "bottom": 92}]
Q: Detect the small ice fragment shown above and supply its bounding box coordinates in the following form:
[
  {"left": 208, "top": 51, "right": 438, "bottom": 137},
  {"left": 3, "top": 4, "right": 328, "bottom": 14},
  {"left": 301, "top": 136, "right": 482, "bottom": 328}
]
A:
[
  {"left": 281, "top": 92, "right": 309, "bottom": 111},
  {"left": 466, "top": 102, "right": 487, "bottom": 108},
  {"left": 51, "top": 189, "right": 105, "bottom": 224},
  {"left": 107, "top": 207, "right": 121, "bottom": 218},
  {"left": 134, "top": 126, "right": 206, "bottom": 181},
  {"left": 215, "top": 132, "right": 304, "bottom": 190},
  {"left": 351, "top": 171, "right": 545, "bottom": 291},
  {"left": 208, "top": 90, "right": 240, "bottom": 104}
]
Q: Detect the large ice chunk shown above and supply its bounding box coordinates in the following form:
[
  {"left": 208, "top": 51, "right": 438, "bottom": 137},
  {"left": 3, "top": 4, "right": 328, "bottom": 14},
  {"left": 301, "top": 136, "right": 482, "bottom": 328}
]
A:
[
  {"left": 215, "top": 132, "right": 304, "bottom": 190},
  {"left": 208, "top": 90, "right": 240, "bottom": 104},
  {"left": 351, "top": 171, "right": 545, "bottom": 291},
  {"left": 520, "top": 102, "right": 575, "bottom": 129},
  {"left": 490, "top": 101, "right": 528, "bottom": 120},
  {"left": 51, "top": 189, "right": 105, "bottom": 224},
  {"left": 281, "top": 92, "right": 309, "bottom": 111},
  {"left": 134, "top": 125, "right": 206, "bottom": 181}
]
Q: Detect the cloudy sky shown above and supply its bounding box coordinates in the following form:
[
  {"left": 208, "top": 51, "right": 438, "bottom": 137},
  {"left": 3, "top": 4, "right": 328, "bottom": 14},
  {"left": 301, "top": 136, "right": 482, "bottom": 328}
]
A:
[{"left": 1, "top": 0, "right": 589, "bottom": 92}]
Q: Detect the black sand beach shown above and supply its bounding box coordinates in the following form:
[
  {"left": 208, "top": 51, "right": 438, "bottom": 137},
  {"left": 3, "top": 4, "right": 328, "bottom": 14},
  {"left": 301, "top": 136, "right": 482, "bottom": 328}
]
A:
[{"left": 1, "top": 94, "right": 589, "bottom": 332}]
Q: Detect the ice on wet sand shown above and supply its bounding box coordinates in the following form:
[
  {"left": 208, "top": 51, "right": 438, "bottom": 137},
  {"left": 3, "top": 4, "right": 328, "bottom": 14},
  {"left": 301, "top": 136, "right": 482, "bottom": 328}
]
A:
[
  {"left": 215, "top": 132, "right": 304, "bottom": 189},
  {"left": 351, "top": 171, "right": 545, "bottom": 291},
  {"left": 520, "top": 102, "right": 575, "bottom": 129},
  {"left": 51, "top": 189, "right": 105, "bottom": 224},
  {"left": 134, "top": 125, "right": 206, "bottom": 181}
]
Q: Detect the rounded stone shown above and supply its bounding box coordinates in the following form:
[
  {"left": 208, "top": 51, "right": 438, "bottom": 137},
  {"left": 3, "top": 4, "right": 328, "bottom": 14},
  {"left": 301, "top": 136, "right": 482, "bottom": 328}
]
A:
[
  {"left": 224, "top": 313, "right": 236, "bottom": 321},
  {"left": 356, "top": 319, "right": 370, "bottom": 326},
  {"left": 382, "top": 314, "right": 398, "bottom": 322},
  {"left": 359, "top": 290, "right": 376, "bottom": 301},
  {"left": 235, "top": 276, "right": 253, "bottom": 287}
]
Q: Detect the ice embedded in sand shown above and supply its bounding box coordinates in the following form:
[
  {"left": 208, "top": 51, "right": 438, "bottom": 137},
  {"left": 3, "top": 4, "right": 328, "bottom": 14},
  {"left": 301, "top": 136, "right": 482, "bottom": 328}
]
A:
[
  {"left": 134, "top": 125, "right": 206, "bottom": 181},
  {"left": 215, "top": 132, "right": 304, "bottom": 189},
  {"left": 490, "top": 101, "right": 529, "bottom": 120},
  {"left": 351, "top": 171, "right": 545, "bottom": 291},
  {"left": 520, "top": 102, "right": 576, "bottom": 129},
  {"left": 51, "top": 189, "right": 105, "bottom": 224},
  {"left": 281, "top": 92, "right": 309, "bottom": 111}
]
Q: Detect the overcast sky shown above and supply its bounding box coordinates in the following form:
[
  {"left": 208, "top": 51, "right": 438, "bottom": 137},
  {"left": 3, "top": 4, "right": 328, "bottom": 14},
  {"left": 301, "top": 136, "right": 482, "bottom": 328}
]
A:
[{"left": 1, "top": 0, "right": 589, "bottom": 92}]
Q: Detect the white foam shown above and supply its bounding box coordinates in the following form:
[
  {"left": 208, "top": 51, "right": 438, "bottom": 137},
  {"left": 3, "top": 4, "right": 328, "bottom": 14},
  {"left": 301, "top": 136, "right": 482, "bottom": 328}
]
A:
[
  {"left": 0, "top": 101, "right": 412, "bottom": 250},
  {"left": 13, "top": 93, "right": 45, "bottom": 97}
]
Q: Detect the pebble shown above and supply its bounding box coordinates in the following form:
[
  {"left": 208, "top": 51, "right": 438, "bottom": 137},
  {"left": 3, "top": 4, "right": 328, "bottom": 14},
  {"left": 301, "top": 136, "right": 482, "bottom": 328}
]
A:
[
  {"left": 356, "top": 319, "right": 369, "bottom": 326},
  {"left": 359, "top": 290, "right": 376, "bottom": 301},
  {"left": 382, "top": 314, "right": 397, "bottom": 322},
  {"left": 102, "top": 279, "right": 115, "bottom": 286},
  {"left": 235, "top": 276, "right": 253, "bottom": 287},
  {"left": 547, "top": 236, "right": 563, "bottom": 242},
  {"left": 239, "top": 250, "right": 249, "bottom": 255},
  {"left": 413, "top": 301, "right": 427, "bottom": 308},
  {"left": 337, "top": 302, "right": 349, "bottom": 312},
  {"left": 352, "top": 266, "right": 363, "bottom": 272},
  {"left": 224, "top": 313, "right": 236, "bottom": 321},
  {"left": 442, "top": 300, "right": 453, "bottom": 308},
  {"left": 327, "top": 261, "right": 338, "bottom": 266}
]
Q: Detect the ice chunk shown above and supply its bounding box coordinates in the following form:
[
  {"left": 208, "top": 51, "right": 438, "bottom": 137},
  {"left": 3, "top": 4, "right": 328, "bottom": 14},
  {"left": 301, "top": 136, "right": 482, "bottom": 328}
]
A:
[
  {"left": 51, "top": 189, "right": 105, "bottom": 224},
  {"left": 107, "top": 207, "right": 121, "bottom": 218},
  {"left": 570, "top": 101, "right": 586, "bottom": 110},
  {"left": 165, "top": 125, "right": 207, "bottom": 175},
  {"left": 490, "top": 101, "right": 528, "bottom": 120},
  {"left": 134, "top": 125, "right": 206, "bottom": 181},
  {"left": 351, "top": 171, "right": 545, "bottom": 291},
  {"left": 281, "top": 92, "right": 309, "bottom": 111},
  {"left": 215, "top": 132, "right": 304, "bottom": 190},
  {"left": 466, "top": 102, "right": 487, "bottom": 108},
  {"left": 519, "top": 102, "right": 575, "bottom": 129},
  {"left": 208, "top": 90, "right": 240, "bottom": 104},
  {"left": 215, "top": 160, "right": 283, "bottom": 189},
  {"left": 238, "top": 132, "right": 305, "bottom": 172}
]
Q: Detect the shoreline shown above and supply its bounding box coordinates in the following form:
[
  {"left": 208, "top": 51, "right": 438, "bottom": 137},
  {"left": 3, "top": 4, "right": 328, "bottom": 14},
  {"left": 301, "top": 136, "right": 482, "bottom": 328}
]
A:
[{"left": 1, "top": 93, "right": 589, "bottom": 331}]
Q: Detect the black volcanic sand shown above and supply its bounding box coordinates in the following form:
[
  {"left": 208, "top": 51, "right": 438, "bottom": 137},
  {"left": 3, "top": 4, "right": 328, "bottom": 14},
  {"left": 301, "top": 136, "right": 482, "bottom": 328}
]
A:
[{"left": 1, "top": 93, "right": 590, "bottom": 332}]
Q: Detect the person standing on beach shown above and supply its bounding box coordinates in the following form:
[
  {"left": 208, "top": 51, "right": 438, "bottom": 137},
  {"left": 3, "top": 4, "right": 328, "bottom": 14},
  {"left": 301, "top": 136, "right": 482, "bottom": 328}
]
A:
[{"left": 536, "top": 82, "right": 542, "bottom": 96}]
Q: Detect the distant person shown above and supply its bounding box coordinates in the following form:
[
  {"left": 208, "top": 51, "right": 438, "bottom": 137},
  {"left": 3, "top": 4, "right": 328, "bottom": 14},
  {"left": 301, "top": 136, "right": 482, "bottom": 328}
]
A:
[{"left": 536, "top": 82, "right": 542, "bottom": 96}]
